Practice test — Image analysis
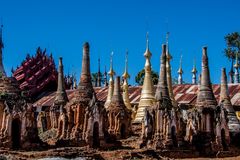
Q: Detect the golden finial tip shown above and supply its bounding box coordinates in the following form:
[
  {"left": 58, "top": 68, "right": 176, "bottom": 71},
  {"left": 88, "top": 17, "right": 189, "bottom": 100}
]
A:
[
  {"left": 122, "top": 50, "right": 130, "bottom": 79},
  {"left": 108, "top": 51, "right": 115, "bottom": 76},
  {"left": 122, "top": 72, "right": 130, "bottom": 79},
  {"left": 191, "top": 58, "right": 197, "bottom": 73},
  {"left": 178, "top": 54, "right": 183, "bottom": 74},
  {"left": 144, "top": 32, "right": 152, "bottom": 58}
]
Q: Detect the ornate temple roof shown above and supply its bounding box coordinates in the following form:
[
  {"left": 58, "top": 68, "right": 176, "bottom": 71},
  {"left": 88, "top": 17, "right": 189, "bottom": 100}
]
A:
[
  {"left": 13, "top": 47, "right": 57, "bottom": 99},
  {"left": 33, "top": 84, "right": 240, "bottom": 110}
]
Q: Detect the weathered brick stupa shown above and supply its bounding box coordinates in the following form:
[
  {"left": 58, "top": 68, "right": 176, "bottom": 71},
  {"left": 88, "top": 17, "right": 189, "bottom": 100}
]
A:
[
  {"left": 141, "top": 44, "right": 180, "bottom": 149},
  {"left": 67, "top": 42, "right": 95, "bottom": 141},
  {"left": 220, "top": 68, "right": 240, "bottom": 138},
  {"left": 194, "top": 47, "right": 229, "bottom": 154},
  {"left": 37, "top": 43, "right": 109, "bottom": 148},
  {"left": 0, "top": 25, "right": 39, "bottom": 149},
  {"left": 195, "top": 47, "right": 217, "bottom": 154},
  {"left": 52, "top": 57, "right": 69, "bottom": 140},
  {"left": 107, "top": 76, "right": 132, "bottom": 139},
  {"left": 36, "top": 57, "right": 69, "bottom": 145},
  {"left": 64, "top": 42, "right": 108, "bottom": 148}
]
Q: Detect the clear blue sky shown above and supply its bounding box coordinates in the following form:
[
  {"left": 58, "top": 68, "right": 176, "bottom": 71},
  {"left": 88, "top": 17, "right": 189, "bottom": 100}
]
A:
[{"left": 0, "top": 0, "right": 239, "bottom": 85}]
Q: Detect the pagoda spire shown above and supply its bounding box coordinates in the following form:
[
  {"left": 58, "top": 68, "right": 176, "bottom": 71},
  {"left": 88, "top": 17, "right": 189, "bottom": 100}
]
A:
[
  {"left": 75, "top": 42, "right": 94, "bottom": 103},
  {"left": 220, "top": 68, "right": 234, "bottom": 109},
  {"left": 234, "top": 52, "right": 239, "bottom": 83},
  {"left": 220, "top": 68, "right": 240, "bottom": 133},
  {"left": 97, "top": 58, "right": 101, "bottom": 87},
  {"left": 134, "top": 32, "right": 155, "bottom": 123},
  {"left": 192, "top": 58, "right": 198, "bottom": 84},
  {"left": 195, "top": 47, "right": 219, "bottom": 154},
  {"left": 177, "top": 54, "right": 183, "bottom": 84},
  {"left": 0, "top": 24, "right": 6, "bottom": 77},
  {"left": 103, "top": 65, "right": 108, "bottom": 87},
  {"left": 111, "top": 76, "right": 125, "bottom": 107},
  {"left": 122, "top": 50, "right": 131, "bottom": 110},
  {"left": 196, "top": 46, "right": 217, "bottom": 107},
  {"left": 54, "top": 57, "right": 69, "bottom": 105},
  {"left": 122, "top": 50, "right": 130, "bottom": 80},
  {"left": 105, "top": 52, "right": 115, "bottom": 108},
  {"left": 107, "top": 76, "right": 132, "bottom": 138},
  {"left": 165, "top": 32, "right": 177, "bottom": 107},
  {"left": 155, "top": 44, "right": 170, "bottom": 101}
]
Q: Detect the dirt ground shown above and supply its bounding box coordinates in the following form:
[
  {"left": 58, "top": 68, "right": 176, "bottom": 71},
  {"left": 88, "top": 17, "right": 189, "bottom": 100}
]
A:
[
  {"left": 1, "top": 134, "right": 240, "bottom": 160},
  {"left": 1, "top": 146, "right": 240, "bottom": 160}
]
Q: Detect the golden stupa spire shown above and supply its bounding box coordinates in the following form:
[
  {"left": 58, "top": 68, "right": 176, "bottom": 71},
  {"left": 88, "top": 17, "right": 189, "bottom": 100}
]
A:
[
  {"left": 122, "top": 50, "right": 131, "bottom": 110},
  {"left": 178, "top": 54, "right": 183, "bottom": 74},
  {"left": 177, "top": 54, "right": 183, "bottom": 84},
  {"left": 134, "top": 32, "right": 155, "bottom": 123},
  {"left": 165, "top": 32, "right": 177, "bottom": 107},
  {"left": 122, "top": 50, "right": 130, "bottom": 80},
  {"left": 105, "top": 52, "right": 115, "bottom": 108},
  {"left": 109, "top": 52, "right": 115, "bottom": 77},
  {"left": 166, "top": 32, "right": 171, "bottom": 60},
  {"left": 192, "top": 58, "right": 197, "bottom": 73}
]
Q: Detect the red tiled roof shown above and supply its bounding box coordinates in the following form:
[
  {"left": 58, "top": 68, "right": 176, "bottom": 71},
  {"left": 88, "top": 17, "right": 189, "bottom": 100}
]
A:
[{"left": 33, "top": 84, "right": 240, "bottom": 108}]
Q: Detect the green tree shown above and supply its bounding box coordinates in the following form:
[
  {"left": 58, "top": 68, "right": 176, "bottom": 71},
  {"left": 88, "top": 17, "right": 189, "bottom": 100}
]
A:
[
  {"left": 91, "top": 72, "right": 104, "bottom": 85},
  {"left": 224, "top": 32, "right": 240, "bottom": 62},
  {"left": 135, "top": 69, "right": 159, "bottom": 85},
  {"left": 91, "top": 73, "right": 98, "bottom": 84}
]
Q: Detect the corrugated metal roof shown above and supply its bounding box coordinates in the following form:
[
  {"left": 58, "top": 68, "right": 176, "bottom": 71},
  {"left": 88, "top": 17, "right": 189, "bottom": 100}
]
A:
[{"left": 33, "top": 84, "right": 240, "bottom": 108}]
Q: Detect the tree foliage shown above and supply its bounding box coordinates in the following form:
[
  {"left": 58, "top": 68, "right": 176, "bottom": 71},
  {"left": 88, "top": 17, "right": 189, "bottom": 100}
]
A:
[
  {"left": 91, "top": 72, "right": 98, "bottom": 82},
  {"left": 91, "top": 72, "right": 104, "bottom": 85},
  {"left": 135, "top": 69, "right": 186, "bottom": 85},
  {"left": 135, "top": 69, "right": 159, "bottom": 85},
  {"left": 224, "top": 32, "right": 240, "bottom": 61}
]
